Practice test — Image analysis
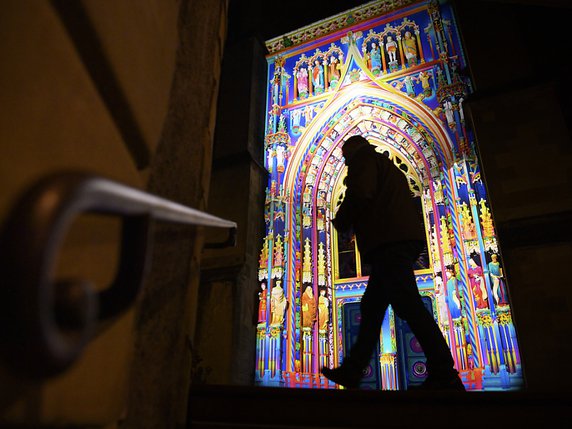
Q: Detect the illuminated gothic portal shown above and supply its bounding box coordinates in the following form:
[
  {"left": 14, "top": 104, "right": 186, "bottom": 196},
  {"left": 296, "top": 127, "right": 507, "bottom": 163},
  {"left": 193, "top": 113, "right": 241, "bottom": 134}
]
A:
[{"left": 255, "top": 0, "right": 523, "bottom": 391}]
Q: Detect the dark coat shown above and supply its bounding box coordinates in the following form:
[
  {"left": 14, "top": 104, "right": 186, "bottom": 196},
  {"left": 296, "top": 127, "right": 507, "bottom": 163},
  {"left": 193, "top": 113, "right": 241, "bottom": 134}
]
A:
[{"left": 333, "top": 143, "right": 425, "bottom": 260}]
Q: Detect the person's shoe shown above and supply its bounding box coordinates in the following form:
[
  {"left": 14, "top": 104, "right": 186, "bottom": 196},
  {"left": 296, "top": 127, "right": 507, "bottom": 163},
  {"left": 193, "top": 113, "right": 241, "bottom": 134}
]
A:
[
  {"left": 321, "top": 362, "right": 363, "bottom": 389},
  {"left": 409, "top": 373, "right": 466, "bottom": 391}
]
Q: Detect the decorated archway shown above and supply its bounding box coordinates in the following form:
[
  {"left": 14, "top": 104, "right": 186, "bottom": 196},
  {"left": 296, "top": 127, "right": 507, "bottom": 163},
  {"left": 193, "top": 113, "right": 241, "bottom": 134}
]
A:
[{"left": 256, "top": 0, "right": 523, "bottom": 391}]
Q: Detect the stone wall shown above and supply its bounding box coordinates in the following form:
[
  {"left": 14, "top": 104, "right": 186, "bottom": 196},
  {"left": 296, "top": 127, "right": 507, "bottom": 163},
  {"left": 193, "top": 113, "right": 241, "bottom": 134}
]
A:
[
  {"left": 455, "top": 1, "right": 572, "bottom": 391},
  {"left": 0, "top": 0, "right": 228, "bottom": 426},
  {"left": 196, "top": 37, "right": 268, "bottom": 386}
]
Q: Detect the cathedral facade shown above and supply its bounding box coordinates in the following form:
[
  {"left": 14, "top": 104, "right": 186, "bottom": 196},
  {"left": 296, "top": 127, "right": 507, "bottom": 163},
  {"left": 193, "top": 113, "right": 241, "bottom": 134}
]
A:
[{"left": 255, "top": 0, "right": 523, "bottom": 391}]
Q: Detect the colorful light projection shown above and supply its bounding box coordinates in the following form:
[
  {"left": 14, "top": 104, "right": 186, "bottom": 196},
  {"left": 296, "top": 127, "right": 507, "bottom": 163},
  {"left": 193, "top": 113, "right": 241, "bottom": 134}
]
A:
[{"left": 256, "top": 0, "right": 523, "bottom": 391}]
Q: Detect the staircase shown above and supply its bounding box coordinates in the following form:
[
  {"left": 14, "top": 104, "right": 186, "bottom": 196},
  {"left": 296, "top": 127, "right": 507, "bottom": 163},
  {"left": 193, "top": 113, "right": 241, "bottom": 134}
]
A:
[{"left": 188, "top": 385, "right": 571, "bottom": 428}]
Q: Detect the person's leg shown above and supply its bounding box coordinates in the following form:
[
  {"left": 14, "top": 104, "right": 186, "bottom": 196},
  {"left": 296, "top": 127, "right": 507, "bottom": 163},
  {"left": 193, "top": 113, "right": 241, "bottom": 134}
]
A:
[
  {"left": 321, "top": 251, "right": 389, "bottom": 388},
  {"left": 379, "top": 242, "right": 458, "bottom": 380},
  {"left": 324, "top": 241, "right": 463, "bottom": 389},
  {"left": 345, "top": 255, "right": 389, "bottom": 370}
]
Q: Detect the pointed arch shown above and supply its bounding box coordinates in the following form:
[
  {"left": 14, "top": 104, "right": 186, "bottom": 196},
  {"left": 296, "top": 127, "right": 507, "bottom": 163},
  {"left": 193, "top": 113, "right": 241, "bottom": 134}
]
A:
[{"left": 283, "top": 80, "right": 455, "bottom": 194}]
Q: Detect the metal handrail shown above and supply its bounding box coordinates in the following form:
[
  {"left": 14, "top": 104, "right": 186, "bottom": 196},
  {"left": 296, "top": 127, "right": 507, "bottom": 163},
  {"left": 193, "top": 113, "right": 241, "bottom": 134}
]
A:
[{"left": 0, "top": 172, "right": 237, "bottom": 378}]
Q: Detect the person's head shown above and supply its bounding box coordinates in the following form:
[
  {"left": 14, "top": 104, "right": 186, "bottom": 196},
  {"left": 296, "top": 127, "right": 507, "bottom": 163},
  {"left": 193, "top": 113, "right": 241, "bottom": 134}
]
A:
[
  {"left": 342, "top": 135, "right": 368, "bottom": 162},
  {"left": 491, "top": 254, "right": 498, "bottom": 262}
]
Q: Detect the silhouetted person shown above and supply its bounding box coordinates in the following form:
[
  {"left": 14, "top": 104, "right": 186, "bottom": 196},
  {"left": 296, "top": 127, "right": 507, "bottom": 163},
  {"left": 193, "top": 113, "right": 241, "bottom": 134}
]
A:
[{"left": 322, "top": 135, "right": 465, "bottom": 391}]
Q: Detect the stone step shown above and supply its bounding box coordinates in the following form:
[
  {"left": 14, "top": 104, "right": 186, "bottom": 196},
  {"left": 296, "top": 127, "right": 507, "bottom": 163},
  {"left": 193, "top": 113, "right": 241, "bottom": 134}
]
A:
[{"left": 188, "top": 385, "right": 571, "bottom": 428}]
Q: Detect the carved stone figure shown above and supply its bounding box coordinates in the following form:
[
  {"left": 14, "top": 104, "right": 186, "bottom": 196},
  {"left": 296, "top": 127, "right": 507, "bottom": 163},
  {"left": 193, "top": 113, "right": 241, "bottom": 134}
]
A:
[{"left": 271, "top": 281, "right": 287, "bottom": 325}]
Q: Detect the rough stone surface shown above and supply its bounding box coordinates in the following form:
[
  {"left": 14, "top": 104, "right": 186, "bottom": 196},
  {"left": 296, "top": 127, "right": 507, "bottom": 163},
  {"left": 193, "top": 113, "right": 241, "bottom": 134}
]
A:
[
  {"left": 123, "top": 0, "right": 228, "bottom": 427},
  {"left": 197, "top": 37, "right": 268, "bottom": 386}
]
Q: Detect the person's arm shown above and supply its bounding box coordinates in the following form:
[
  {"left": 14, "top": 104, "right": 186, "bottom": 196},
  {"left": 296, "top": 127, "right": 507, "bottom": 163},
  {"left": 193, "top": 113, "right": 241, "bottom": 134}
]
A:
[{"left": 332, "top": 151, "right": 378, "bottom": 231}]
